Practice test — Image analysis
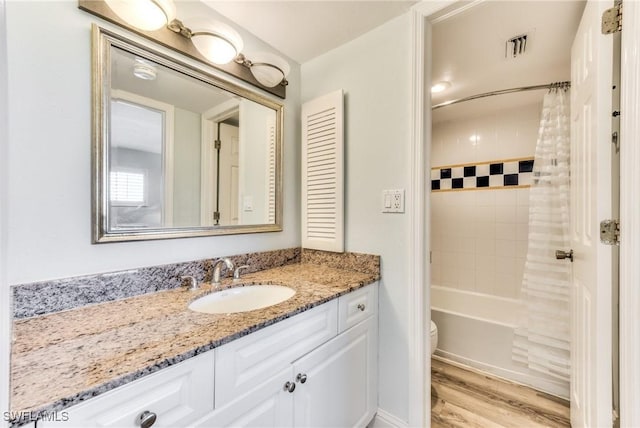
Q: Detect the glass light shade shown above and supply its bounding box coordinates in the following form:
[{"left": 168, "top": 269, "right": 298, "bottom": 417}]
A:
[
  {"left": 431, "top": 81, "right": 451, "bottom": 93},
  {"left": 247, "top": 52, "right": 290, "bottom": 87},
  {"left": 185, "top": 18, "right": 244, "bottom": 65},
  {"left": 105, "top": 0, "right": 176, "bottom": 31}
]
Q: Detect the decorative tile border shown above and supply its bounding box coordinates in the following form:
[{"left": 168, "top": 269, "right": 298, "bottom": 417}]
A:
[
  {"left": 12, "top": 248, "right": 301, "bottom": 319},
  {"left": 431, "top": 157, "right": 534, "bottom": 192}
]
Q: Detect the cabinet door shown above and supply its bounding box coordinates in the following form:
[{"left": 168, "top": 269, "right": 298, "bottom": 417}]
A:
[
  {"left": 215, "top": 300, "right": 337, "bottom": 407},
  {"left": 192, "top": 367, "right": 294, "bottom": 428},
  {"left": 293, "top": 317, "right": 377, "bottom": 428}
]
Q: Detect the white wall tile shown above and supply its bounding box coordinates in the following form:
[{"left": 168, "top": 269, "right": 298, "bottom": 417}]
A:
[
  {"left": 495, "top": 222, "right": 517, "bottom": 240},
  {"left": 431, "top": 101, "right": 539, "bottom": 299}
]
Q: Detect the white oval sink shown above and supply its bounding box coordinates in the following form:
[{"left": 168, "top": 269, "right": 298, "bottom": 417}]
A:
[{"left": 188, "top": 285, "right": 296, "bottom": 314}]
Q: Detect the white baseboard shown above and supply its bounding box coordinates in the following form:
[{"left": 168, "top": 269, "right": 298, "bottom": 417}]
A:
[{"left": 370, "top": 408, "right": 409, "bottom": 428}]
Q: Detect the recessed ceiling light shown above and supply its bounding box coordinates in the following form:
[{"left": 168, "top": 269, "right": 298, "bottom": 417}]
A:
[
  {"left": 133, "top": 58, "right": 157, "bottom": 80},
  {"left": 431, "top": 81, "right": 451, "bottom": 93}
]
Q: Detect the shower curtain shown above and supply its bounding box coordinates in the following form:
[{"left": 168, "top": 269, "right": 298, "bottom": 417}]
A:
[{"left": 513, "top": 86, "right": 572, "bottom": 382}]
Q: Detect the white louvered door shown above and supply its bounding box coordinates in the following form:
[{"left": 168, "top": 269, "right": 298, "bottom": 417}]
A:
[{"left": 301, "top": 90, "right": 344, "bottom": 252}]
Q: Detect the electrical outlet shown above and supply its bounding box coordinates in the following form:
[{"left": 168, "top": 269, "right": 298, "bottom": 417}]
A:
[{"left": 382, "top": 189, "right": 405, "bottom": 213}]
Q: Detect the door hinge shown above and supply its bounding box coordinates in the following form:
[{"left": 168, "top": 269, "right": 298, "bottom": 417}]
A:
[
  {"left": 214, "top": 140, "right": 221, "bottom": 150},
  {"left": 600, "top": 219, "right": 620, "bottom": 245},
  {"left": 602, "top": 3, "right": 622, "bottom": 34}
]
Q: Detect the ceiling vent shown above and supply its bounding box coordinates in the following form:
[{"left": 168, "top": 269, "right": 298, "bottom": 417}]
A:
[{"left": 506, "top": 34, "right": 528, "bottom": 58}]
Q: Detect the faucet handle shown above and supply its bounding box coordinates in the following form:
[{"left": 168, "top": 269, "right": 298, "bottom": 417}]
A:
[
  {"left": 233, "top": 265, "right": 250, "bottom": 281},
  {"left": 181, "top": 275, "right": 198, "bottom": 290}
]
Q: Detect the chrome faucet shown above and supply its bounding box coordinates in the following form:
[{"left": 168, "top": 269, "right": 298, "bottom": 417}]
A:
[
  {"left": 211, "top": 258, "right": 235, "bottom": 287},
  {"left": 233, "top": 265, "right": 250, "bottom": 282},
  {"left": 181, "top": 275, "right": 198, "bottom": 291}
]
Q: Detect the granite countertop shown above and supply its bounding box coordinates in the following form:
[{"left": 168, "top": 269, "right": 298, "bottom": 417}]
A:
[{"left": 10, "top": 262, "right": 379, "bottom": 423}]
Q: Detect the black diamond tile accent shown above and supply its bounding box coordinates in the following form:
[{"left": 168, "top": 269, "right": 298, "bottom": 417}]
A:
[
  {"left": 440, "top": 168, "right": 452, "bottom": 179},
  {"left": 476, "top": 176, "right": 489, "bottom": 188},
  {"left": 464, "top": 166, "right": 476, "bottom": 177},
  {"left": 490, "top": 163, "right": 503, "bottom": 175},
  {"left": 504, "top": 174, "right": 519, "bottom": 186},
  {"left": 519, "top": 159, "right": 534, "bottom": 173},
  {"left": 431, "top": 180, "right": 440, "bottom": 190},
  {"left": 452, "top": 178, "right": 463, "bottom": 189}
]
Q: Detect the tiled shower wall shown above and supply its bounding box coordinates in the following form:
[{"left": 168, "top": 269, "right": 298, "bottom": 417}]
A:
[{"left": 430, "top": 102, "right": 541, "bottom": 299}]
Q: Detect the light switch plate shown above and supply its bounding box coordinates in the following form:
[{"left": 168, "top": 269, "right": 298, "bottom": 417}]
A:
[{"left": 382, "top": 189, "right": 405, "bottom": 213}]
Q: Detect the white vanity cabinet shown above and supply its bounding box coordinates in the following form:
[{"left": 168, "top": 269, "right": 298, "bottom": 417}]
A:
[
  {"left": 193, "top": 282, "right": 378, "bottom": 428},
  {"left": 36, "top": 283, "right": 377, "bottom": 428},
  {"left": 38, "top": 352, "right": 215, "bottom": 428}
]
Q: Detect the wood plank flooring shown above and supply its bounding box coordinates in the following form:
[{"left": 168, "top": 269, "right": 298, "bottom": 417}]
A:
[{"left": 431, "top": 358, "right": 571, "bottom": 428}]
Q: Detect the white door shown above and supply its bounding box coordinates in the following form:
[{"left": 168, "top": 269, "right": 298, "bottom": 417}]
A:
[
  {"left": 570, "top": 1, "right": 614, "bottom": 426},
  {"left": 219, "top": 123, "right": 240, "bottom": 225}
]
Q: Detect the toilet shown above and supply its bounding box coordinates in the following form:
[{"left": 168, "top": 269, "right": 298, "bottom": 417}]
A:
[{"left": 430, "top": 320, "right": 438, "bottom": 354}]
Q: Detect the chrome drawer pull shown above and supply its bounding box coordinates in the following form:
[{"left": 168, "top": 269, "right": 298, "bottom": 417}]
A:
[
  {"left": 283, "top": 381, "right": 296, "bottom": 393},
  {"left": 137, "top": 411, "right": 157, "bottom": 428}
]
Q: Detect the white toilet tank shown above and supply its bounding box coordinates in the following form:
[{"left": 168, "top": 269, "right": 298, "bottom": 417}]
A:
[{"left": 430, "top": 320, "right": 438, "bottom": 354}]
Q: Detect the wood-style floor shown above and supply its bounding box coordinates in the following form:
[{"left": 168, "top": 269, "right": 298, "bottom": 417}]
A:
[{"left": 431, "top": 358, "right": 571, "bottom": 428}]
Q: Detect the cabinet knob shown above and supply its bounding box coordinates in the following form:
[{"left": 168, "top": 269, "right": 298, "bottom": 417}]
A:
[
  {"left": 296, "top": 373, "right": 307, "bottom": 384},
  {"left": 137, "top": 411, "right": 157, "bottom": 428},
  {"left": 283, "top": 381, "right": 296, "bottom": 393},
  {"left": 357, "top": 303, "right": 366, "bottom": 312}
]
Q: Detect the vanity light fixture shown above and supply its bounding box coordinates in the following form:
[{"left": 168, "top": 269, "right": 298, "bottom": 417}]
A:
[
  {"left": 105, "top": 0, "right": 176, "bottom": 31},
  {"left": 83, "top": 0, "right": 286, "bottom": 97},
  {"left": 431, "top": 81, "right": 451, "bottom": 93},
  {"left": 235, "top": 52, "right": 290, "bottom": 87}
]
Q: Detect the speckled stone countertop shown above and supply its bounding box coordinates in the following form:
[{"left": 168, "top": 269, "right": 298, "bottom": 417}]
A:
[{"left": 10, "top": 262, "right": 379, "bottom": 425}]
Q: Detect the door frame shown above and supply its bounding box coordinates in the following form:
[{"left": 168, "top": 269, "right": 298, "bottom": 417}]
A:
[
  {"left": 618, "top": 1, "right": 640, "bottom": 426},
  {"left": 0, "top": 0, "right": 9, "bottom": 421},
  {"left": 410, "top": 1, "right": 640, "bottom": 427},
  {"left": 408, "top": 1, "right": 457, "bottom": 426},
  {"left": 200, "top": 100, "right": 240, "bottom": 226}
]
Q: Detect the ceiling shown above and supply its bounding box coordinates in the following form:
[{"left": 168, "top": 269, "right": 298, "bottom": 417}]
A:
[
  {"left": 431, "top": 0, "right": 586, "bottom": 123},
  {"left": 201, "top": 0, "right": 418, "bottom": 64}
]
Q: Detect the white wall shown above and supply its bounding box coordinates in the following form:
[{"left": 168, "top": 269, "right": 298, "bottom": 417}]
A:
[
  {"left": 173, "top": 107, "right": 202, "bottom": 226},
  {"left": 5, "top": 1, "right": 301, "bottom": 285},
  {"left": 238, "top": 100, "right": 271, "bottom": 224},
  {"left": 0, "top": 0, "right": 9, "bottom": 423},
  {"left": 301, "top": 14, "right": 412, "bottom": 423},
  {"left": 431, "top": 102, "right": 540, "bottom": 299}
]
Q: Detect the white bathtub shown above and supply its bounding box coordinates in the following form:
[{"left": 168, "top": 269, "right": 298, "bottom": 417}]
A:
[{"left": 430, "top": 285, "right": 569, "bottom": 399}]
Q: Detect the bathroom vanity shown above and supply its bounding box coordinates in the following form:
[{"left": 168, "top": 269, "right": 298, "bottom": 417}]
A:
[{"left": 10, "top": 261, "right": 378, "bottom": 428}]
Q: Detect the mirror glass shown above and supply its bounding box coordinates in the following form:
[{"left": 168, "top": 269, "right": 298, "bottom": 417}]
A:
[{"left": 93, "top": 26, "right": 283, "bottom": 242}]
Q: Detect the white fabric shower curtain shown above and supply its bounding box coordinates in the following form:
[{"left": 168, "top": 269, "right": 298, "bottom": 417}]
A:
[{"left": 513, "top": 87, "right": 572, "bottom": 382}]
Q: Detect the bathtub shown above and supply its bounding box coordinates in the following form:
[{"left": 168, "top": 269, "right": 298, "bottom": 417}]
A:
[{"left": 430, "top": 285, "right": 569, "bottom": 399}]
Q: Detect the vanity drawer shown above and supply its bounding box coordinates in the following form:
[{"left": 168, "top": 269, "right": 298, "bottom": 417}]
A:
[
  {"left": 338, "top": 282, "right": 378, "bottom": 333},
  {"left": 39, "top": 352, "right": 214, "bottom": 428},
  {"left": 215, "top": 300, "right": 338, "bottom": 407}
]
